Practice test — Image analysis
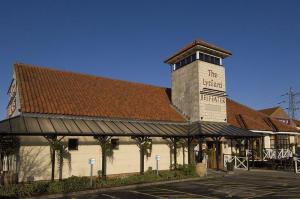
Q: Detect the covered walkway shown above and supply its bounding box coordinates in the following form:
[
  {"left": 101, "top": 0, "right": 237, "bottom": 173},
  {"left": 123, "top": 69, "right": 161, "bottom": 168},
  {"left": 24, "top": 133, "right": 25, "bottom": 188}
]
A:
[{"left": 0, "top": 114, "right": 262, "bottom": 182}]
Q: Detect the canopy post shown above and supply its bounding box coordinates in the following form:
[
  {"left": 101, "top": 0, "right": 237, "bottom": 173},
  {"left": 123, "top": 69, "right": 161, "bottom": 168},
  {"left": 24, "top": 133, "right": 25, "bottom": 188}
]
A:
[
  {"left": 251, "top": 138, "right": 255, "bottom": 168},
  {"left": 187, "top": 137, "right": 192, "bottom": 164},
  {"left": 44, "top": 135, "right": 64, "bottom": 181},
  {"left": 261, "top": 136, "right": 265, "bottom": 161},
  {"left": 245, "top": 138, "right": 250, "bottom": 170},
  {"left": 165, "top": 137, "right": 180, "bottom": 169},
  {"left": 230, "top": 138, "right": 233, "bottom": 155},
  {"left": 181, "top": 138, "right": 188, "bottom": 166},
  {"left": 94, "top": 135, "right": 111, "bottom": 180},
  {"left": 196, "top": 136, "right": 205, "bottom": 163},
  {"left": 213, "top": 137, "right": 222, "bottom": 170},
  {"left": 132, "top": 136, "right": 150, "bottom": 175},
  {"left": 173, "top": 137, "right": 179, "bottom": 169}
]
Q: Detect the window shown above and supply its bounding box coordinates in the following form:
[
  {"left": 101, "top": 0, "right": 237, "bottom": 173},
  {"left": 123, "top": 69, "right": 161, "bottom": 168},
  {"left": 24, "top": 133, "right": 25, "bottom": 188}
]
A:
[
  {"left": 173, "top": 52, "right": 221, "bottom": 72},
  {"left": 210, "top": 56, "right": 215, "bottom": 64},
  {"left": 181, "top": 59, "right": 186, "bottom": 66},
  {"left": 199, "top": 53, "right": 204, "bottom": 61},
  {"left": 270, "top": 135, "right": 275, "bottom": 148},
  {"left": 197, "top": 52, "right": 221, "bottom": 66},
  {"left": 270, "top": 135, "right": 290, "bottom": 149},
  {"left": 191, "top": 53, "right": 196, "bottom": 62},
  {"left": 215, "top": 57, "right": 220, "bottom": 65},
  {"left": 186, "top": 56, "right": 191, "bottom": 65},
  {"left": 277, "top": 135, "right": 289, "bottom": 149},
  {"left": 111, "top": 139, "right": 119, "bottom": 150},
  {"left": 68, "top": 139, "right": 78, "bottom": 150}
]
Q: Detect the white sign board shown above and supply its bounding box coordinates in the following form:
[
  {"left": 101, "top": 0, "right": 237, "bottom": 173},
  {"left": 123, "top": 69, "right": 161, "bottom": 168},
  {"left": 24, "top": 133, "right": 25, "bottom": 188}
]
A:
[
  {"left": 199, "top": 62, "right": 227, "bottom": 122},
  {"left": 155, "top": 155, "right": 160, "bottom": 161},
  {"left": 88, "top": 158, "right": 96, "bottom": 165}
]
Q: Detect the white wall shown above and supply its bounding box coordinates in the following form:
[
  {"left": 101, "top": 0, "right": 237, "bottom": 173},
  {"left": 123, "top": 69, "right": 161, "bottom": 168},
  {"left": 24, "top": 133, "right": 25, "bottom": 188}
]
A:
[{"left": 264, "top": 136, "right": 271, "bottom": 148}]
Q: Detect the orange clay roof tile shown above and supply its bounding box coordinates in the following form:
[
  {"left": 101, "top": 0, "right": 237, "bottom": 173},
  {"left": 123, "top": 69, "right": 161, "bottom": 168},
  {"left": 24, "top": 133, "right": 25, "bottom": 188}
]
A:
[
  {"left": 15, "top": 63, "right": 186, "bottom": 122},
  {"left": 14, "top": 63, "right": 300, "bottom": 133}
]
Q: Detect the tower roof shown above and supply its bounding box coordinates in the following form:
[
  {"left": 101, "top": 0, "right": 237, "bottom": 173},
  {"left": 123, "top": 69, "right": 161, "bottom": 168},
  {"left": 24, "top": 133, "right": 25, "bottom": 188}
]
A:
[{"left": 164, "top": 39, "right": 232, "bottom": 64}]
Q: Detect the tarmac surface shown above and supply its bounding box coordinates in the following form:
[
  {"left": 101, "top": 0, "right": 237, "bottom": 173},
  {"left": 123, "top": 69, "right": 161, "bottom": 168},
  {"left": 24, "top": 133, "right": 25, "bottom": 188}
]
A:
[{"left": 56, "top": 170, "right": 300, "bottom": 199}]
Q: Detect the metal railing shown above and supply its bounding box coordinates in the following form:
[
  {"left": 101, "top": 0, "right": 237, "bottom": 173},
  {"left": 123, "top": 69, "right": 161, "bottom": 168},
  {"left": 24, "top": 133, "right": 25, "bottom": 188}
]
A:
[
  {"left": 263, "top": 148, "right": 293, "bottom": 160},
  {"left": 224, "top": 154, "right": 248, "bottom": 170}
]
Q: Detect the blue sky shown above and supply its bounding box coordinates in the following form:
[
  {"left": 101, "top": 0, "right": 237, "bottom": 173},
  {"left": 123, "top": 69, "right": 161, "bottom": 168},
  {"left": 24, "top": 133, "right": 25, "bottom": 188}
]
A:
[{"left": 0, "top": 0, "right": 299, "bottom": 120}]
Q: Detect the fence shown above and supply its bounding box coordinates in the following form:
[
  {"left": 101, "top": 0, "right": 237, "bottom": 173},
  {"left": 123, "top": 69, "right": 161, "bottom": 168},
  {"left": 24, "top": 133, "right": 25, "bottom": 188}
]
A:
[
  {"left": 263, "top": 148, "right": 293, "bottom": 160},
  {"left": 223, "top": 154, "right": 248, "bottom": 170}
]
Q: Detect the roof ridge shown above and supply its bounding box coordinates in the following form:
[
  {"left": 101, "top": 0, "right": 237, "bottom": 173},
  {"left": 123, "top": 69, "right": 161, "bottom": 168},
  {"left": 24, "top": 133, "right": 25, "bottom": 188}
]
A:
[{"left": 258, "top": 106, "right": 280, "bottom": 111}]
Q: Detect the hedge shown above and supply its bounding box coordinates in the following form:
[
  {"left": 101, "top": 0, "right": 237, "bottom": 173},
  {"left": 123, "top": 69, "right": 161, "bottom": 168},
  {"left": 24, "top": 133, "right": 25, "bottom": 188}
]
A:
[{"left": 0, "top": 164, "right": 197, "bottom": 198}]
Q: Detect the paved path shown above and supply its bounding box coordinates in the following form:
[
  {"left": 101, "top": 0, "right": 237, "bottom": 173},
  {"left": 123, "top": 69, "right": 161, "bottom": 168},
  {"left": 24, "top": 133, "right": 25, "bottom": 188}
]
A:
[{"left": 57, "top": 170, "right": 300, "bottom": 199}]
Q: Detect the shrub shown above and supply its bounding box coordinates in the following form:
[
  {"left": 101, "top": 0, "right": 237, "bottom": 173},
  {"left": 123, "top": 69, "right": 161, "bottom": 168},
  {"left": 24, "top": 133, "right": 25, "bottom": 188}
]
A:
[
  {"left": 0, "top": 181, "right": 50, "bottom": 198},
  {"left": 0, "top": 168, "right": 198, "bottom": 198},
  {"left": 47, "top": 176, "right": 91, "bottom": 194}
]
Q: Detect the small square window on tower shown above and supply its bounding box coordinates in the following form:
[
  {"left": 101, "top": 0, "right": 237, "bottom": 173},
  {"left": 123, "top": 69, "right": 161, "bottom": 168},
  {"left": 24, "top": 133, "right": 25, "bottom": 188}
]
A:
[{"left": 68, "top": 139, "right": 78, "bottom": 150}]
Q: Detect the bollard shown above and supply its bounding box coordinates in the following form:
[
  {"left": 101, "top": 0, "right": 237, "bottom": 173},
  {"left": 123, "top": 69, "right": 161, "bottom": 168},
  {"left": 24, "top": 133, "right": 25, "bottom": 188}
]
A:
[
  {"left": 88, "top": 158, "right": 95, "bottom": 187},
  {"left": 90, "top": 164, "right": 93, "bottom": 187},
  {"left": 155, "top": 155, "right": 160, "bottom": 175}
]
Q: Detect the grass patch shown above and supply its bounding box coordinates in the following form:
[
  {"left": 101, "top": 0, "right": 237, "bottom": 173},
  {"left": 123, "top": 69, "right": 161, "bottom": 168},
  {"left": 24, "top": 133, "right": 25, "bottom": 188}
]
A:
[{"left": 0, "top": 165, "right": 197, "bottom": 198}]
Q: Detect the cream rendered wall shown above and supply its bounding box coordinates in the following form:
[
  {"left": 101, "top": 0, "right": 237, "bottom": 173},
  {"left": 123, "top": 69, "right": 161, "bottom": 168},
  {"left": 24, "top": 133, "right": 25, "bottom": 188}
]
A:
[
  {"left": 176, "top": 146, "right": 188, "bottom": 165},
  {"left": 19, "top": 136, "right": 102, "bottom": 180},
  {"left": 18, "top": 145, "right": 51, "bottom": 181},
  {"left": 67, "top": 145, "right": 101, "bottom": 177},
  {"left": 145, "top": 144, "right": 171, "bottom": 171},
  {"left": 222, "top": 140, "right": 232, "bottom": 155},
  {"left": 289, "top": 135, "right": 296, "bottom": 153},
  {"left": 106, "top": 143, "right": 140, "bottom": 174},
  {"left": 18, "top": 136, "right": 182, "bottom": 181},
  {"left": 264, "top": 135, "right": 271, "bottom": 148}
]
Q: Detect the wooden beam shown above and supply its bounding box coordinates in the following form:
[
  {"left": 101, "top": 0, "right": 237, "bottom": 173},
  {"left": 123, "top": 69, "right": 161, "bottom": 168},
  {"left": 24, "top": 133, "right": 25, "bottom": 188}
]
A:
[
  {"left": 132, "top": 136, "right": 150, "bottom": 175},
  {"left": 251, "top": 138, "right": 255, "bottom": 168},
  {"left": 213, "top": 137, "right": 222, "bottom": 170},
  {"left": 44, "top": 135, "right": 58, "bottom": 181},
  {"left": 94, "top": 135, "right": 111, "bottom": 180},
  {"left": 187, "top": 137, "right": 192, "bottom": 164}
]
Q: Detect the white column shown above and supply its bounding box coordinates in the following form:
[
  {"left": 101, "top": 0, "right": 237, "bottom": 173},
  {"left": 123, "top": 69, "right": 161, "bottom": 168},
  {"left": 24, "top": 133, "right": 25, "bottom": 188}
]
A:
[
  {"left": 173, "top": 64, "right": 176, "bottom": 71},
  {"left": 196, "top": 51, "right": 200, "bottom": 60}
]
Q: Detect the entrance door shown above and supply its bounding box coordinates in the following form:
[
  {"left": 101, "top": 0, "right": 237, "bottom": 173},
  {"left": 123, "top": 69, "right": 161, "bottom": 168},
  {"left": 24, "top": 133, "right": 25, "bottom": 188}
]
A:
[{"left": 207, "top": 141, "right": 223, "bottom": 169}]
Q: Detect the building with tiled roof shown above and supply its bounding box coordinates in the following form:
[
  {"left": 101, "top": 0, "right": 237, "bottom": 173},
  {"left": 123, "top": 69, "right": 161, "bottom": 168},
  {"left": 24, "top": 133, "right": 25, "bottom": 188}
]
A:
[
  {"left": 14, "top": 63, "right": 185, "bottom": 122},
  {"left": 229, "top": 101, "right": 299, "bottom": 132},
  {"left": 12, "top": 63, "right": 299, "bottom": 134},
  {"left": 294, "top": 120, "right": 300, "bottom": 130},
  {"left": 258, "top": 106, "right": 297, "bottom": 127},
  {"left": 1, "top": 39, "right": 299, "bottom": 183}
]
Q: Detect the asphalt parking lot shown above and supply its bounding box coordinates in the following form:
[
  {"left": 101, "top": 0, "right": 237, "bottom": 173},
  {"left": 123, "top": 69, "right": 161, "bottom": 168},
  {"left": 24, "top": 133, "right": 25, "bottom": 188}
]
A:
[{"left": 56, "top": 170, "right": 300, "bottom": 199}]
